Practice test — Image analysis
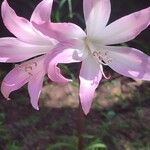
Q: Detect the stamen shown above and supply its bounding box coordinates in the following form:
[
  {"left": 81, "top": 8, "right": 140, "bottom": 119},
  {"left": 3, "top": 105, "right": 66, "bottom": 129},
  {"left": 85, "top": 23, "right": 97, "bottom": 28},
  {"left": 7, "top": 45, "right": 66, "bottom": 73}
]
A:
[
  {"left": 25, "top": 66, "right": 33, "bottom": 76},
  {"left": 92, "top": 50, "right": 112, "bottom": 65},
  {"left": 32, "top": 62, "right": 38, "bottom": 67},
  {"left": 18, "top": 61, "right": 38, "bottom": 76}
]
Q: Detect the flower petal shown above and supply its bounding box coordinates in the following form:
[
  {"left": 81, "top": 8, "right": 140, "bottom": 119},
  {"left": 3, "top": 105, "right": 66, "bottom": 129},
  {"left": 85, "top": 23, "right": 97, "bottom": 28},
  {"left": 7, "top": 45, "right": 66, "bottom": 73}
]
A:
[
  {"left": 45, "top": 40, "right": 86, "bottom": 83},
  {"left": 0, "top": 37, "right": 51, "bottom": 63},
  {"left": 105, "top": 46, "right": 150, "bottom": 80},
  {"left": 28, "top": 72, "right": 45, "bottom": 110},
  {"left": 1, "top": 0, "right": 54, "bottom": 45},
  {"left": 30, "top": 0, "right": 53, "bottom": 24},
  {"left": 83, "top": 0, "right": 111, "bottom": 38},
  {"left": 100, "top": 7, "right": 150, "bottom": 45},
  {"left": 1, "top": 66, "right": 29, "bottom": 100},
  {"left": 1, "top": 56, "right": 45, "bottom": 99},
  {"left": 79, "top": 56, "right": 102, "bottom": 115},
  {"left": 32, "top": 22, "right": 86, "bottom": 41}
]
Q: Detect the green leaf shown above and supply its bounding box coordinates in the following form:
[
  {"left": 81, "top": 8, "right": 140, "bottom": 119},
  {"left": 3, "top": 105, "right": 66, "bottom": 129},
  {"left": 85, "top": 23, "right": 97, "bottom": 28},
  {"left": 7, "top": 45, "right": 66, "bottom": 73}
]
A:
[
  {"left": 87, "top": 143, "right": 107, "bottom": 150},
  {"left": 47, "top": 142, "right": 76, "bottom": 150}
]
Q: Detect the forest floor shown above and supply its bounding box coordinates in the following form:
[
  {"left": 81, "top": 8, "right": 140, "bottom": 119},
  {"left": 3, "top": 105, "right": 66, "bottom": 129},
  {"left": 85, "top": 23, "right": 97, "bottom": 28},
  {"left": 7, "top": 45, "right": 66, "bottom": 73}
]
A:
[{"left": 0, "top": 71, "right": 150, "bottom": 150}]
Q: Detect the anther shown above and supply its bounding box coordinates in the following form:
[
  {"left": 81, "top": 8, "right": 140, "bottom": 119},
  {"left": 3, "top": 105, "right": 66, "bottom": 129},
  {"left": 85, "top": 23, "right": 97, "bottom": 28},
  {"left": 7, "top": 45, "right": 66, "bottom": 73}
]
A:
[
  {"left": 17, "top": 61, "right": 38, "bottom": 76},
  {"left": 92, "top": 50, "right": 112, "bottom": 65}
]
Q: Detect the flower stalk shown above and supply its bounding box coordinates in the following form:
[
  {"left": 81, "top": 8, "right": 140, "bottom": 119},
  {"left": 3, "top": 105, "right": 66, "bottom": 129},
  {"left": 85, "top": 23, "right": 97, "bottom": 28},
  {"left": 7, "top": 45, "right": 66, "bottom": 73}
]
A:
[{"left": 77, "top": 100, "right": 85, "bottom": 150}]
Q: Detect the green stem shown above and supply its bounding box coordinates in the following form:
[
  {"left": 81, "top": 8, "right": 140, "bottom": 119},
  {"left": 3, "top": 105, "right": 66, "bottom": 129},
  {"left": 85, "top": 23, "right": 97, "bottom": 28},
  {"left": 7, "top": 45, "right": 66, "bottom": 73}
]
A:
[
  {"left": 67, "top": 0, "right": 73, "bottom": 18},
  {"left": 77, "top": 101, "right": 85, "bottom": 150}
]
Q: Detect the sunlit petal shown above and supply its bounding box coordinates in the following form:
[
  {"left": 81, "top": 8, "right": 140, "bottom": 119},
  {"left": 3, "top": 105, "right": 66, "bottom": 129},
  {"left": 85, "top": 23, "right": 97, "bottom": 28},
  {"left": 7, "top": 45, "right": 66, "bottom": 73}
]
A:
[
  {"left": 99, "top": 7, "right": 150, "bottom": 45},
  {"left": 28, "top": 72, "right": 45, "bottom": 110},
  {"left": 1, "top": 0, "right": 54, "bottom": 45},
  {"left": 79, "top": 56, "right": 102, "bottom": 115},
  {"left": 0, "top": 37, "right": 51, "bottom": 63},
  {"left": 84, "top": 0, "right": 111, "bottom": 38},
  {"left": 32, "top": 22, "right": 86, "bottom": 41},
  {"left": 30, "top": 0, "right": 53, "bottom": 24},
  {"left": 105, "top": 46, "right": 150, "bottom": 80}
]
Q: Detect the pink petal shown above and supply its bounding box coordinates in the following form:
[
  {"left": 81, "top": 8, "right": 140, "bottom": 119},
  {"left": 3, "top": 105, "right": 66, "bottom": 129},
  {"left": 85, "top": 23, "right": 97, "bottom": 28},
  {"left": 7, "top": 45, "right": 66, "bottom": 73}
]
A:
[
  {"left": 32, "top": 22, "right": 86, "bottom": 41},
  {"left": 105, "top": 46, "right": 150, "bottom": 80},
  {"left": 1, "top": 67, "right": 29, "bottom": 99},
  {"left": 1, "top": 0, "right": 54, "bottom": 45},
  {"left": 0, "top": 37, "right": 51, "bottom": 63},
  {"left": 100, "top": 7, "right": 150, "bottom": 45},
  {"left": 79, "top": 56, "right": 102, "bottom": 115},
  {"left": 45, "top": 40, "right": 86, "bottom": 83},
  {"left": 1, "top": 56, "right": 45, "bottom": 99},
  {"left": 30, "top": 0, "right": 53, "bottom": 24},
  {"left": 28, "top": 72, "right": 45, "bottom": 110},
  {"left": 83, "top": 0, "right": 111, "bottom": 38}
]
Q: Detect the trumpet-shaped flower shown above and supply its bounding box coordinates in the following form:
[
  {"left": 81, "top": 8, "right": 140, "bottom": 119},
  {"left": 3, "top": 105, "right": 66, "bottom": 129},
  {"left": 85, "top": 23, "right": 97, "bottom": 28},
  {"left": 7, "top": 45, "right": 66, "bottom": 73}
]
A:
[
  {"left": 44, "top": 0, "right": 150, "bottom": 114},
  {"left": 0, "top": 0, "right": 82, "bottom": 109}
]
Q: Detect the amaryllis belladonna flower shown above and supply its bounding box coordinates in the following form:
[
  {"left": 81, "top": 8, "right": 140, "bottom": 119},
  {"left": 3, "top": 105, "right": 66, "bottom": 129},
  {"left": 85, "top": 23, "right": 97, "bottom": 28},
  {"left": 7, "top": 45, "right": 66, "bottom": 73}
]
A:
[
  {"left": 44, "top": 0, "right": 150, "bottom": 114},
  {"left": 0, "top": 0, "right": 81, "bottom": 109}
]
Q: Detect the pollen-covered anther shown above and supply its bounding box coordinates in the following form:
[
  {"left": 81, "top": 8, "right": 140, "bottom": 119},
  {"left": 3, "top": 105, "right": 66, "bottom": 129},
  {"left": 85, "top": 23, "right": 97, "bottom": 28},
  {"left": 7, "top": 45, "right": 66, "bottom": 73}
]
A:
[
  {"left": 92, "top": 51, "right": 112, "bottom": 65},
  {"left": 25, "top": 66, "right": 33, "bottom": 76},
  {"left": 18, "top": 61, "right": 38, "bottom": 76}
]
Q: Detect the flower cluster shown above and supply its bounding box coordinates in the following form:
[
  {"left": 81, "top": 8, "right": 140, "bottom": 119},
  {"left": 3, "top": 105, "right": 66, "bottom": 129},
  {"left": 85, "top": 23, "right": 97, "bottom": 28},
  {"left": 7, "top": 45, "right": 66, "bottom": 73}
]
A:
[{"left": 0, "top": 0, "right": 150, "bottom": 114}]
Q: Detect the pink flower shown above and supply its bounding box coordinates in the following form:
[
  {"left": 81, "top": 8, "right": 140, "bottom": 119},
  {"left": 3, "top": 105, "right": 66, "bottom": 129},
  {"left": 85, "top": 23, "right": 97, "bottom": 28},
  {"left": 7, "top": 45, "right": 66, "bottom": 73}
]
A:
[
  {"left": 45, "top": 0, "right": 150, "bottom": 114},
  {"left": 0, "top": 0, "right": 56, "bottom": 109},
  {"left": 0, "top": 0, "right": 80, "bottom": 109}
]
